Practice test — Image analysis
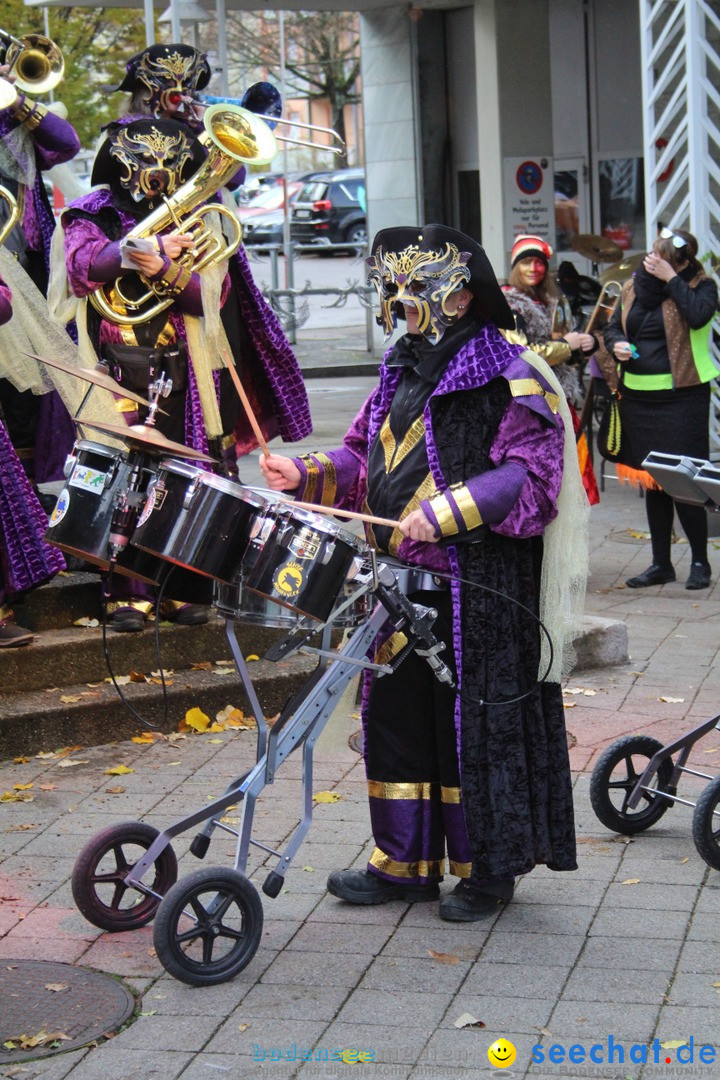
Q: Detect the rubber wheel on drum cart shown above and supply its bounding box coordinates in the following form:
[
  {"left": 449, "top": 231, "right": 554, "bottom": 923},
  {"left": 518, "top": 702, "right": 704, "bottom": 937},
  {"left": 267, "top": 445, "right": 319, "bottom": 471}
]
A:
[
  {"left": 590, "top": 735, "right": 674, "bottom": 834},
  {"left": 72, "top": 821, "right": 178, "bottom": 931},
  {"left": 692, "top": 776, "right": 720, "bottom": 871},
  {"left": 153, "top": 867, "right": 263, "bottom": 986}
]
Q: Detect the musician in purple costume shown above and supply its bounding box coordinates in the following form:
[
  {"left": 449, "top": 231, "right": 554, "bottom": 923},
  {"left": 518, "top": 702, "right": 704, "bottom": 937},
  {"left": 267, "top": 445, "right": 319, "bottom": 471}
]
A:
[
  {"left": 0, "top": 71, "right": 81, "bottom": 487},
  {"left": 58, "top": 117, "right": 310, "bottom": 630},
  {"left": 103, "top": 45, "right": 303, "bottom": 459},
  {"left": 0, "top": 277, "right": 65, "bottom": 646},
  {"left": 261, "top": 225, "right": 583, "bottom": 921}
]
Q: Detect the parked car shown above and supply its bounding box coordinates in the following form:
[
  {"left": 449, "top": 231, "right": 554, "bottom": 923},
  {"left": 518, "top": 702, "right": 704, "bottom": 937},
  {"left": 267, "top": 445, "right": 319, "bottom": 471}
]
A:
[
  {"left": 242, "top": 207, "right": 290, "bottom": 250},
  {"left": 290, "top": 168, "right": 367, "bottom": 251},
  {"left": 236, "top": 180, "right": 303, "bottom": 224}
]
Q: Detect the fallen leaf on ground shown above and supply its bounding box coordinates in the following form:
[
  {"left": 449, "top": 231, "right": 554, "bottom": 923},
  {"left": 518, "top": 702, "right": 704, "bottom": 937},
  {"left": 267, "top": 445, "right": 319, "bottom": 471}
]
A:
[
  {"left": 12, "top": 783, "right": 33, "bottom": 791},
  {"left": 212, "top": 668, "right": 234, "bottom": 677},
  {"left": 245, "top": 654, "right": 259, "bottom": 661},
  {"left": 563, "top": 687, "right": 597, "bottom": 696},
  {"left": 0, "top": 791, "right": 34, "bottom": 803},
  {"left": 106, "top": 675, "right": 131, "bottom": 685},
  {"left": 38, "top": 784, "right": 56, "bottom": 791},
  {"left": 130, "top": 671, "right": 147, "bottom": 683},
  {"left": 659, "top": 696, "right": 684, "bottom": 703},
  {"left": 563, "top": 702, "right": 576, "bottom": 708},
  {"left": 73, "top": 617, "right": 99, "bottom": 628},
  {"left": 60, "top": 695, "right": 82, "bottom": 704},
  {"left": 44, "top": 983, "right": 68, "bottom": 993},
  {"left": 621, "top": 878, "right": 640, "bottom": 885},
  {"left": 35, "top": 751, "right": 57, "bottom": 759},
  {"left": 302, "top": 866, "right": 315, "bottom": 873},
  {"left": 660, "top": 1041, "right": 688, "bottom": 1050},
  {"left": 428, "top": 949, "right": 460, "bottom": 965},
  {"left": 312, "top": 790, "right": 341, "bottom": 803},
  {"left": 180, "top": 707, "right": 211, "bottom": 732},
  {"left": 191, "top": 661, "right": 213, "bottom": 670},
  {"left": 453, "top": 1013, "right": 485, "bottom": 1029},
  {"left": 105, "top": 786, "right": 126, "bottom": 794},
  {"left": 56, "top": 759, "right": 88, "bottom": 768},
  {"left": 12, "top": 757, "right": 30, "bottom": 764},
  {"left": 104, "top": 765, "right": 134, "bottom": 776}
]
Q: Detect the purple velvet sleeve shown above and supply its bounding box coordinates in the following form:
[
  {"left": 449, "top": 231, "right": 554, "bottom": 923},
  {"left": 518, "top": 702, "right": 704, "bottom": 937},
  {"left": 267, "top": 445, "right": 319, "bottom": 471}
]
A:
[
  {"left": 88, "top": 241, "right": 124, "bottom": 282},
  {"left": 292, "top": 394, "right": 374, "bottom": 509},
  {"left": 421, "top": 399, "right": 563, "bottom": 540},
  {"left": 65, "top": 218, "right": 122, "bottom": 296},
  {"left": 31, "top": 109, "right": 81, "bottom": 170},
  {"left": 0, "top": 280, "right": 11, "bottom": 325},
  {"left": 489, "top": 398, "right": 564, "bottom": 536}
]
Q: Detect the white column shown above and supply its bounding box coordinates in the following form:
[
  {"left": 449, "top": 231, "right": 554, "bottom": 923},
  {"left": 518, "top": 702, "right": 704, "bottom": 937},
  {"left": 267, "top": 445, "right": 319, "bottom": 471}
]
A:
[
  {"left": 474, "top": 0, "right": 504, "bottom": 272},
  {"left": 144, "top": 0, "right": 155, "bottom": 46}
]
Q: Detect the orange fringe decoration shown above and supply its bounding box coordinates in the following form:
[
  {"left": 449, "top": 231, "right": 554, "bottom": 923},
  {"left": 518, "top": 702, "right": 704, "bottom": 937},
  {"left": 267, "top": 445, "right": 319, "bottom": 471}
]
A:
[{"left": 616, "top": 464, "right": 661, "bottom": 491}]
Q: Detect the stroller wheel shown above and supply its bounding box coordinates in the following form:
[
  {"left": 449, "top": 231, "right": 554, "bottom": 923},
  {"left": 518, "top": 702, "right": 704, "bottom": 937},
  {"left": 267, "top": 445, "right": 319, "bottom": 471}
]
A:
[
  {"left": 153, "top": 867, "right": 264, "bottom": 986},
  {"left": 590, "top": 735, "right": 674, "bottom": 834},
  {"left": 692, "top": 776, "right": 720, "bottom": 871},
  {"left": 72, "top": 821, "right": 178, "bottom": 931}
]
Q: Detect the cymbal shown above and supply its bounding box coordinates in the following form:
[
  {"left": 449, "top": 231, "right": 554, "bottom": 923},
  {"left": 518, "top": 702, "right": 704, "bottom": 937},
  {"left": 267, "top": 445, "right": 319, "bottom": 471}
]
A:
[
  {"left": 600, "top": 252, "right": 644, "bottom": 286},
  {"left": 570, "top": 234, "right": 623, "bottom": 263},
  {"left": 78, "top": 419, "right": 215, "bottom": 462},
  {"left": 24, "top": 352, "right": 153, "bottom": 410}
]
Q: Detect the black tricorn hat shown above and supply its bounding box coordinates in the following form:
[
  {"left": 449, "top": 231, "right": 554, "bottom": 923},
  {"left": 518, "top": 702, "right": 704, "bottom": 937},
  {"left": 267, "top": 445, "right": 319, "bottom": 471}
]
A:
[
  {"left": 369, "top": 224, "right": 515, "bottom": 330},
  {"left": 106, "top": 43, "right": 211, "bottom": 94},
  {"left": 91, "top": 118, "right": 206, "bottom": 187}
]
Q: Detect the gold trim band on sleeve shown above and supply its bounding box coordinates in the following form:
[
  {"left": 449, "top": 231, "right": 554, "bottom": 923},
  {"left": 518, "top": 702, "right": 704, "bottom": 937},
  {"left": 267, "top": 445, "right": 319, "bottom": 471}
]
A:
[
  {"left": 450, "top": 485, "right": 483, "bottom": 531},
  {"left": 314, "top": 452, "right": 338, "bottom": 505},
  {"left": 428, "top": 492, "right": 460, "bottom": 537},
  {"left": 298, "top": 454, "right": 320, "bottom": 503}
]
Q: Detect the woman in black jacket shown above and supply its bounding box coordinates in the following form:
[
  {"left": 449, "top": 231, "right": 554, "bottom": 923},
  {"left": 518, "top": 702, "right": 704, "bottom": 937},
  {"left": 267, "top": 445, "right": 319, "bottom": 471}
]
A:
[{"left": 603, "top": 228, "right": 718, "bottom": 589}]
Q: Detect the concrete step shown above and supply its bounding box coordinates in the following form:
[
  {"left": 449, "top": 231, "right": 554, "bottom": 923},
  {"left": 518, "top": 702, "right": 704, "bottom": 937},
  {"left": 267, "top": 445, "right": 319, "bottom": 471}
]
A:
[{"left": 0, "top": 652, "right": 318, "bottom": 759}]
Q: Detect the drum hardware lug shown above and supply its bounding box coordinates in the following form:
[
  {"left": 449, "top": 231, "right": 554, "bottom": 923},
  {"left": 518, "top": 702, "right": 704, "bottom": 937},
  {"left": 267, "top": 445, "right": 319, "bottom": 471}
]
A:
[
  {"left": 275, "top": 521, "right": 295, "bottom": 547},
  {"left": 320, "top": 540, "right": 336, "bottom": 565},
  {"left": 182, "top": 475, "right": 202, "bottom": 510}
]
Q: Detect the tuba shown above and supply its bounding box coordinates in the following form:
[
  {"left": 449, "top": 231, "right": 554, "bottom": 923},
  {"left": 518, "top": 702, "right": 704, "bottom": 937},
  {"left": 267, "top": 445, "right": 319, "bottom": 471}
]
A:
[
  {"left": 89, "top": 104, "right": 278, "bottom": 327},
  {"left": 0, "top": 184, "right": 19, "bottom": 248},
  {"left": 0, "top": 30, "right": 64, "bottom": 95}
]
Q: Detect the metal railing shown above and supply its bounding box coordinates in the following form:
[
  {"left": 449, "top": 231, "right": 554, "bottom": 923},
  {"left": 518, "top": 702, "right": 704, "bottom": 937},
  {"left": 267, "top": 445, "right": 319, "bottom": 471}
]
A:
[{"left": 251, "top": 243, "right": 376, "bottom": 350}]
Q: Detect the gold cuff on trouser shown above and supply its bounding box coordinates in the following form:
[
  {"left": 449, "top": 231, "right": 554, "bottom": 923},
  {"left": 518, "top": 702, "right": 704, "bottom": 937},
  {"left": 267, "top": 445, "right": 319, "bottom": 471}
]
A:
[{"left": 106, "top": 599, "right": 154, "bottom": 616}]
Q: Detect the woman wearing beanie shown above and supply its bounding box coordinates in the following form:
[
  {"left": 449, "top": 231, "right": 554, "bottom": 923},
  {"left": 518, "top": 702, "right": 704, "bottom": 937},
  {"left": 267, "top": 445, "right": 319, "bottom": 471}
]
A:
[
  {"left": 503, "top": 234, "right": 599, "bottom": 504},
  {"left": 602, "top": 228, "right": 718, "bottom": 590}
]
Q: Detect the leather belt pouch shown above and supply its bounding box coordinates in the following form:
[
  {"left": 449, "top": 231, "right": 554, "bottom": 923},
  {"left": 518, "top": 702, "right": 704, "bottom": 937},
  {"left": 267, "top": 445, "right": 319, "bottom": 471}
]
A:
[{"left": 103, "top": 342, "right": 188, "bottom": 394}]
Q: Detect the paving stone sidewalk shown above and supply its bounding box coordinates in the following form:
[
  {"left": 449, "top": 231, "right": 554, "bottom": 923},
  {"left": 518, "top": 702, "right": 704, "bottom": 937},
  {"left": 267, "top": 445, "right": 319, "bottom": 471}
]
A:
[{"left": 2, "top": 336, "right": 720, "bottom": 1080}]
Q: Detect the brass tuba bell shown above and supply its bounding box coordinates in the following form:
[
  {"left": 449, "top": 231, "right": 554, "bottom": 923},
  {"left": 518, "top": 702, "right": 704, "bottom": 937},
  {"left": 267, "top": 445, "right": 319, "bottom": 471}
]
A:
[
  {"left": 0, "top": 30, "right": 64, "bottom": 95},
  {"left": 0, "top": 184, "right": 19, "bottom": 248},
  {"left": 88, "top": 104, "right": 278, "bottom": 327}
]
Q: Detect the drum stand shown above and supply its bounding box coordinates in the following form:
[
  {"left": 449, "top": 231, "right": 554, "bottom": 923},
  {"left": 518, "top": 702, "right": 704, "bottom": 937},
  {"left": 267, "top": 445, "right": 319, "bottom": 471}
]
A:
[{"left": 71, "top": 558, "right": 453, "bottom": 986}]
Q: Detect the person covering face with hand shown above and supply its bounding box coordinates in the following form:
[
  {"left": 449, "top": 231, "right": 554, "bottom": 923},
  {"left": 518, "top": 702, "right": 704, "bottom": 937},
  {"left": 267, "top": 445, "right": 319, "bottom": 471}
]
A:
[{"left": 261, "top": 224, "right": 588, "bottom": 922}]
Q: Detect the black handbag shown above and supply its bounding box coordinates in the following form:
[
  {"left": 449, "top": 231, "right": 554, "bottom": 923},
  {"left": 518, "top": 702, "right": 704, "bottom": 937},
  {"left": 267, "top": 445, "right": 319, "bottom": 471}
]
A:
[
  {"left": 597, "top": 389, "right": 623, "bottom": 462},
  {"left": 102, "top": 342, "right": 188, "bottom": 395}
]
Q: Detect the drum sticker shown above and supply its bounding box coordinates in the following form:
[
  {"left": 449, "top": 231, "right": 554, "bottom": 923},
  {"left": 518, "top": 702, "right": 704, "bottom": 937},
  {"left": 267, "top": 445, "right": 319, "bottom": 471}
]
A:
[
  {"left": 273, "top": 561, "right": 304, "bottom": 598},
  {"left": 289, "top": 528, "right": 321, "bottom": 560},
  {"left": 69, "top": 463, "right": 107, "bottom": 494},
  {"left": 49, "top": 488, "right": 70, "bottom": 527}
]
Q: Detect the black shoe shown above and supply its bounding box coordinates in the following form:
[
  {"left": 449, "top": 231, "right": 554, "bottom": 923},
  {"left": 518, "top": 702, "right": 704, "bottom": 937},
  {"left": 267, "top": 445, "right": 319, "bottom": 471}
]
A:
[
  {"left": 626, "top": 563, "right": 676, "bottom": 588},
  {"left": 111, "top": 607, "right": 146, "bottom": 633},
  {"left": 439, "top": 879, "right": 514, "bottom": 922},
  {"left": 686, "top": 562, "right": 711, "bottom": 590},
  {"left": 0, "top": 620, "right": 33, "bottom": 648},
  {"left": 326, "top": 869, "right": 440, "bottom": 905}
]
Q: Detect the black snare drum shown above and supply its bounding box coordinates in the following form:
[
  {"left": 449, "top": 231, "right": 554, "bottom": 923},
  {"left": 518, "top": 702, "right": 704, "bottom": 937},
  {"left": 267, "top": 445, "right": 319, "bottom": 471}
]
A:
[
  {"left": 45, "top": 440, "right": 158, "bottom": 584},
  {"left": 244, "top": 505, "right": 368, "bottom": 622},
  {"left": 130, "top": 459, "right": 270, "bottom": 584}
]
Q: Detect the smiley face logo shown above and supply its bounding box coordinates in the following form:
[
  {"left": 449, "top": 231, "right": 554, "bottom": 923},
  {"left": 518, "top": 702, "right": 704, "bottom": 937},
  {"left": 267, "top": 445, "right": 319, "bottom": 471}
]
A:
[{"left": 488, "top": 1039, "right": 517, "bottom": 1068}]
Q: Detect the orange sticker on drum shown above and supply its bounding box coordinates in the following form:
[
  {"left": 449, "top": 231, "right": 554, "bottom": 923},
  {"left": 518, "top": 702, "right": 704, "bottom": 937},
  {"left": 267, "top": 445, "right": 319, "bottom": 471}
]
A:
[
  {"left": 49, "top": 488, "right": 70, "bottom": 527},
  {"left": 273, "top": 562, "right": 304, "bottom": 598}
]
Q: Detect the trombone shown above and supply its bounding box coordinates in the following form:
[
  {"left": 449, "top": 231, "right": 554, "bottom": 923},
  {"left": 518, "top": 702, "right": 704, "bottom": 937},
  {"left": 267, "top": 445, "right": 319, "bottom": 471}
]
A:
[
  {"left": 584, "top": 280, "right": 621, "bottom": 335},
  {"left": 0, "top": 29, "right": 64, "bottom": 95},
  {"left": 190, "top": 94, "right": 346, "bottom": 157}
]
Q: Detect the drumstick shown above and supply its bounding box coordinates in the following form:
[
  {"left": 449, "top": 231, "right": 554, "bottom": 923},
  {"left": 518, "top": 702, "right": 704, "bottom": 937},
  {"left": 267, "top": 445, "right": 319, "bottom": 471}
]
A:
[
  {"left": 225, "top": 358, "right": 270, "bottom": 459},
  {"left": 276, "top": 495, "right": 401, "bottom": 531}
]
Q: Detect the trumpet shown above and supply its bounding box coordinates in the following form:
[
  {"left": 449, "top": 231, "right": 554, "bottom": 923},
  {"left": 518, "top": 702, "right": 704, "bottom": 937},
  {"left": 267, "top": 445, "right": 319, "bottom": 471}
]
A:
[
  {"left": 0, "top": 29, "right": 64, "bottom": 95},
  {"left": 0, "top": 184, "right": 19, "bottom": 247},
  {"left": 89, "top": 104, "right": 278, "bottom": 326},
  {"left": 584, "top": 280, "right": 621, "bottom": 335}
]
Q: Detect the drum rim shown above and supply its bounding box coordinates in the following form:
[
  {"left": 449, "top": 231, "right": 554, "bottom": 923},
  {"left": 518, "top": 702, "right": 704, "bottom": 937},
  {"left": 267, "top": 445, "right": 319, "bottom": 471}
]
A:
[
  {"left": 73, "top": 439, "right": 125, "bottom": 459},
  {"left": 270, "top": 504, "right": 368, "bottom": 552},
  {"left": 156, "top": 458, "right": 269, "bottom": 502}
]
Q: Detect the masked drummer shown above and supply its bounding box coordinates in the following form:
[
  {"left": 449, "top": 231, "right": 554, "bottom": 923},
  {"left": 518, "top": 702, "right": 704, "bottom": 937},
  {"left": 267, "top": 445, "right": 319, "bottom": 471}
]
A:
[
  {"left": 0, "top": 276, "right": 66, "bottom": 646},
  {"left": 260, "top": 225, "right": 587, "bottom": 921}
]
